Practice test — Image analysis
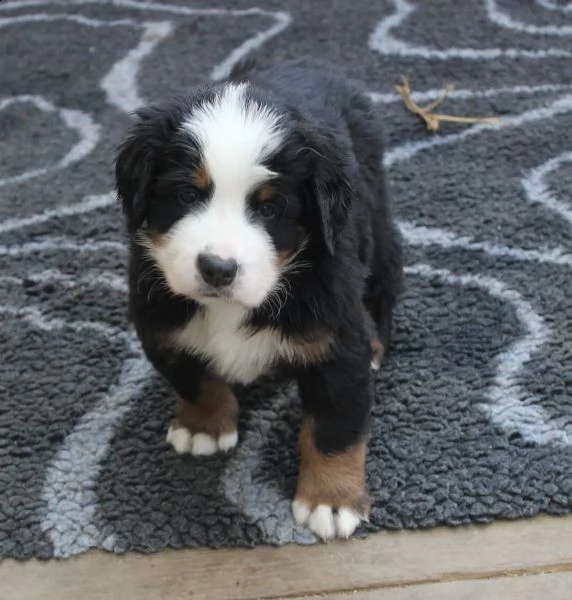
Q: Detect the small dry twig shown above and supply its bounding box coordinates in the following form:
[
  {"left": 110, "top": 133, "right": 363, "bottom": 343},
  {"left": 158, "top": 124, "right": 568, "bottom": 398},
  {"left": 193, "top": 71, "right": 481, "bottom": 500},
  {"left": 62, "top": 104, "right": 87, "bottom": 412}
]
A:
[{"left": 395, "top": 76, "right": 504, "bottom": 132}]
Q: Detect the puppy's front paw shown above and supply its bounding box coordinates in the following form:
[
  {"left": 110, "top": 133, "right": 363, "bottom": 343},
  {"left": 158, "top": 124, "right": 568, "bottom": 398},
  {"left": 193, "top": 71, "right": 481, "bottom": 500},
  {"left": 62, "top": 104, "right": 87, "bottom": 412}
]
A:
[
  {"left": 168, "top": 377, "right": 239, "bottom": 457},
  {"left": 166, "top": 426, "right": 238, "bottom": 456},
  {"left": 292, "top": 495, "right": 369, "bottom": 541},
  {"left": 166, "top": 425, "right": 194, "bottom": 454}
]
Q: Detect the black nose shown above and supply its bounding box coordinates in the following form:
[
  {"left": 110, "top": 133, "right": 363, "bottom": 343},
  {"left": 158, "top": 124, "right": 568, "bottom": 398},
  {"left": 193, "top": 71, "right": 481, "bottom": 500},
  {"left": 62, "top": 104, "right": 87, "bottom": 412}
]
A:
[{"left": 197, "top": 253, "right": 238, "bottom": 288}]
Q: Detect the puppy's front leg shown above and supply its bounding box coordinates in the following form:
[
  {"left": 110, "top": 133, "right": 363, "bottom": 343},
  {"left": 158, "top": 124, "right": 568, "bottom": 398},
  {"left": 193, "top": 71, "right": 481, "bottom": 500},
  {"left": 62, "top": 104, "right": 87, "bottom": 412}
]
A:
[
  {"left": 147, "top": 347, "right": 239, "bottom": 456},
  {"left": 167, "top": 374, "right": 239, "bottom": 456},
  {"left": 293, "top": 349, "right": 372, "bottom": 540}
]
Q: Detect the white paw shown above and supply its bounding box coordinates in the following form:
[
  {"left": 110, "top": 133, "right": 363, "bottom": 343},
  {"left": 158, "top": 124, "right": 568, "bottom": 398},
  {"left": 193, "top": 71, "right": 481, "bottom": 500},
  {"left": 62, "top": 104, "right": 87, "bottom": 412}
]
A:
[
  {"left": 292, "top": 500, "right": 364, "bottom": 540},
  {"left": 166, "top": 426, "right": 193, "bottom": 454},
  {"left": 292, "top": 499, "right": 312, "bottom": 524},
  {"left": 218, "top": 431, "right": 239, "bottom": 452},
  {"left": 335, "top": 507, "right": 362, "bottom": 539},
  {"left": 190, "top": 433, "right": 218, "bottom": 456},
  {"left": 166, "top": 427, "right": 238, "bottom": 456}
]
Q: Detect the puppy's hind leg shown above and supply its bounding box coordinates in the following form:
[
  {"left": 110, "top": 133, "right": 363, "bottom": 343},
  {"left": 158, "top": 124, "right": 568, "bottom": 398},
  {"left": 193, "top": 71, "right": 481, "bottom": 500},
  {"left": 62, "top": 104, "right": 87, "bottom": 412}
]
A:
[
  {"left": 363, "top": 309, "right": 386, "bottom": 371},
  {"left": 363, "top": 223, "right": 403, "bottom": 371}
]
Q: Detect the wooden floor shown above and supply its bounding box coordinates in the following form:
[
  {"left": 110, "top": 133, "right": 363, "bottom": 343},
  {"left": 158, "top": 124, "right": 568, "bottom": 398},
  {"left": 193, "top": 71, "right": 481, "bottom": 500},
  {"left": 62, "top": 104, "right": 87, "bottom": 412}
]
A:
[{"left": 3, "top": 515, "right": 572, "bottom": 600}]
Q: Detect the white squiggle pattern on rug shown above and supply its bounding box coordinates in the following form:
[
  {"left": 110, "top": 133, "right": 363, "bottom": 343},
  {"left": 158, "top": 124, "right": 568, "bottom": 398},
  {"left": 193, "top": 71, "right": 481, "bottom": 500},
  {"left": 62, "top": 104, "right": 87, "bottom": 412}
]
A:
[
  {"left": 0, "top": 269, "right": 127, "bottom": 292},
  {"left": 486, "top": 0, "right": 572, "bottom": 35},
  {"left": 0, "top": 193, "right": 114, "bottom": 234},
  {"left": 536, "top": 0, "right": 572, "bottom": 11},
  {"left": 0, "top": 303, "right": 130, "bottom": 341},
  {"left": 382, "top": 95, "right": 572, "bottom": 452},
  {"left": 0, "top": 277, "right": 149, "bottom": 558},
  {"left": 368, "top": 83, "right": 572, "bottom": 105},
  {"left": 0, "top": 238, "right": 127, "bottom": 257},
  {"left": 41, "top": 352, "right": 151, "bottom": 558},
  {"left": 0, "top": 96, "right": 100, "bottom": 188},
  {"left": 0, "top": 0, "right": 292, "bottom": 112},
  {"left": 522, "top": 151, "right": 572, "bottom": 227},
  {"left": 398, "top": 221, "right": 572, "bottom": 268},
  {"left": 369, "top": 0, "right": 572, "bottom": 59},
  {"left": 100, "top": 20, "right": 173, "bottom": 113},
  {"left": 0, "top": 13, "right": 174, "bottom": 115},
  {"left": 0, "top": 12, "right": 143, "bottom": 28},
  {"left": 406, "top": 264, "right": 571, "bottom": 446}
]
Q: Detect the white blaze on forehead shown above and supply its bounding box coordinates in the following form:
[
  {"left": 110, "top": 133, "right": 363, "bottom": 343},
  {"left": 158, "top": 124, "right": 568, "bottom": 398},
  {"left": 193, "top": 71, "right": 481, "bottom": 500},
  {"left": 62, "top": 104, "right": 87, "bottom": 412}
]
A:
[
  {"left": 183, "top": 83, "right": 283, "bottom": 196},
  {"left": 152, "top": 83, "right": 284, "bottom": 309}
]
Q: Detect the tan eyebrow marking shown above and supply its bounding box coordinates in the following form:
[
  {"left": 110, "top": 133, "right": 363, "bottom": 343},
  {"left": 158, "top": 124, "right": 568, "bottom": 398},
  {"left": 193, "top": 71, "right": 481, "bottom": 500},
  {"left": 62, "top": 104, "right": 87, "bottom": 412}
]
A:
[
  {"left": 256, "top": 183, "right": 274, "bottom": 202},
  {"left": 192, "top": 160, "right": 211, "bottom": 190}
]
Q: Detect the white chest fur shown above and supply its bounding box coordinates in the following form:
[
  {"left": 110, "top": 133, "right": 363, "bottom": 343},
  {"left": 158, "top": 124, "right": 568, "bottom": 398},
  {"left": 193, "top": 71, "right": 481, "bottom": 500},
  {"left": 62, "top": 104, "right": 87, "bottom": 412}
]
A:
[{"left": 171, "top": 303, "right": 298, "bottom": 384}]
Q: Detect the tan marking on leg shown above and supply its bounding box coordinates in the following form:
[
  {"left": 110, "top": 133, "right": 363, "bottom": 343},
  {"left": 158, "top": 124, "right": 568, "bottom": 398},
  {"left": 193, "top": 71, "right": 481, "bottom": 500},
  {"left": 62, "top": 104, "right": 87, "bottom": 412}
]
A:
[
  {"left": 295, "top": 419, "right": 370, "bottom": 519},
  {"left": 370, "top": 337, "right": 385, "bottom": 371},
  {"left": 172, "top": 376, "right": 238, "bottom": 438},
  {"left": 364, "top": 305, "right": 385, "bottom": 370}
]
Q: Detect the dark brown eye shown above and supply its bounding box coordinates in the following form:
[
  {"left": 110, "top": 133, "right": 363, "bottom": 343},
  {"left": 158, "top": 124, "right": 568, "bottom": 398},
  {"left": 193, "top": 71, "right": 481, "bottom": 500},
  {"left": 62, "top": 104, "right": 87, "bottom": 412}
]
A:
[
  {"left": 258, "top": 203, "right": 277, "bottom": 219},
  {"left": 179, "top": 190, "right": 198, "bottom": 205}
]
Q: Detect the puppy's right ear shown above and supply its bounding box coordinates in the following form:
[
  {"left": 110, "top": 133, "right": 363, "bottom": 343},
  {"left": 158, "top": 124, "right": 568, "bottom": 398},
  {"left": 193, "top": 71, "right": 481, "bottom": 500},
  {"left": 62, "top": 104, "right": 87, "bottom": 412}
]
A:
[{"left": 115, "top": 106, "right": 173, "bottom": 232}]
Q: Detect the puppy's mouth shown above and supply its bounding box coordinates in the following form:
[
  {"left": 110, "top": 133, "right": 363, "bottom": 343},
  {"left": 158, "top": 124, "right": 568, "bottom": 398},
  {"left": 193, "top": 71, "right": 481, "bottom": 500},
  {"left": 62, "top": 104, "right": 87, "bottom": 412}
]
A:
[
  {"left": 198, "top": 286, "right": 258, "bottom": 310},
  {"left": 199, "top": 286, "right": 234, "bottom": 301}
]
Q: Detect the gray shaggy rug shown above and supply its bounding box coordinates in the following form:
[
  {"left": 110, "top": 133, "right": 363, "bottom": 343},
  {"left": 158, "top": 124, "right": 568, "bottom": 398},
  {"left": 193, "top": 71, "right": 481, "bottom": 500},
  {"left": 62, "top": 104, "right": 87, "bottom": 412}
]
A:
[{"left": 1, "top": 0, "right": 572, "bottom": 558}]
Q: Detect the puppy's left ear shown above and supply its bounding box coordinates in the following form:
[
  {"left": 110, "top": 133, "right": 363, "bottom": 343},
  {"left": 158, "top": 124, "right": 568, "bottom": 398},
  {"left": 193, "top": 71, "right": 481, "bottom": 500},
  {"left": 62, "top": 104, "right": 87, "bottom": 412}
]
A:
[
  {"left": 115, "top": 104, "right": 177, "bottom": 232},
  {"left": 306, "top": 129, "right": 354, "bottom": 255}
]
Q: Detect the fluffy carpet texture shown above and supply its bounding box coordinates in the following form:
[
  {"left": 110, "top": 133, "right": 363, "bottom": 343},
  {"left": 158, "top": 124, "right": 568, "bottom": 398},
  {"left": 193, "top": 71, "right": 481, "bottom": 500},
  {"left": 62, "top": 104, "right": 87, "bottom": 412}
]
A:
[{"left": 1, "top": 0, "right": 572, "bottom": 559}]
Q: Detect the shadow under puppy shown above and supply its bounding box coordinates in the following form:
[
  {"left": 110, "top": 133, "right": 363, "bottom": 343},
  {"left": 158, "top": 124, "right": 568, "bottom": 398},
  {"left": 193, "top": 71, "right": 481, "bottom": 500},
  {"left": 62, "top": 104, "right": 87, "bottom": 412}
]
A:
[{"left": 115, "top": 58, "right": 403, "bottom": 541}]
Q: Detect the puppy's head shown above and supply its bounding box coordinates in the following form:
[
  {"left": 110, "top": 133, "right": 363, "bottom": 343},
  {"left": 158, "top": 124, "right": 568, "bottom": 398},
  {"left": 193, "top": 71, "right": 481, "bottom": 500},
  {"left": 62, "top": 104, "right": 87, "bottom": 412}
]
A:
[{"left": 116, "top": 83, "right": 352, "bottom": 309}]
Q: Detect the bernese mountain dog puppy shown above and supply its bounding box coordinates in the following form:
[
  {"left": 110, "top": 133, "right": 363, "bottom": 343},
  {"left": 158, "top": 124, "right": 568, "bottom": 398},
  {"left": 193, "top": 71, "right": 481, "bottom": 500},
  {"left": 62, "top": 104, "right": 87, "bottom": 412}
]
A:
[{"left": 115, "top": 58, "right": 403, "bottom": 541}]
